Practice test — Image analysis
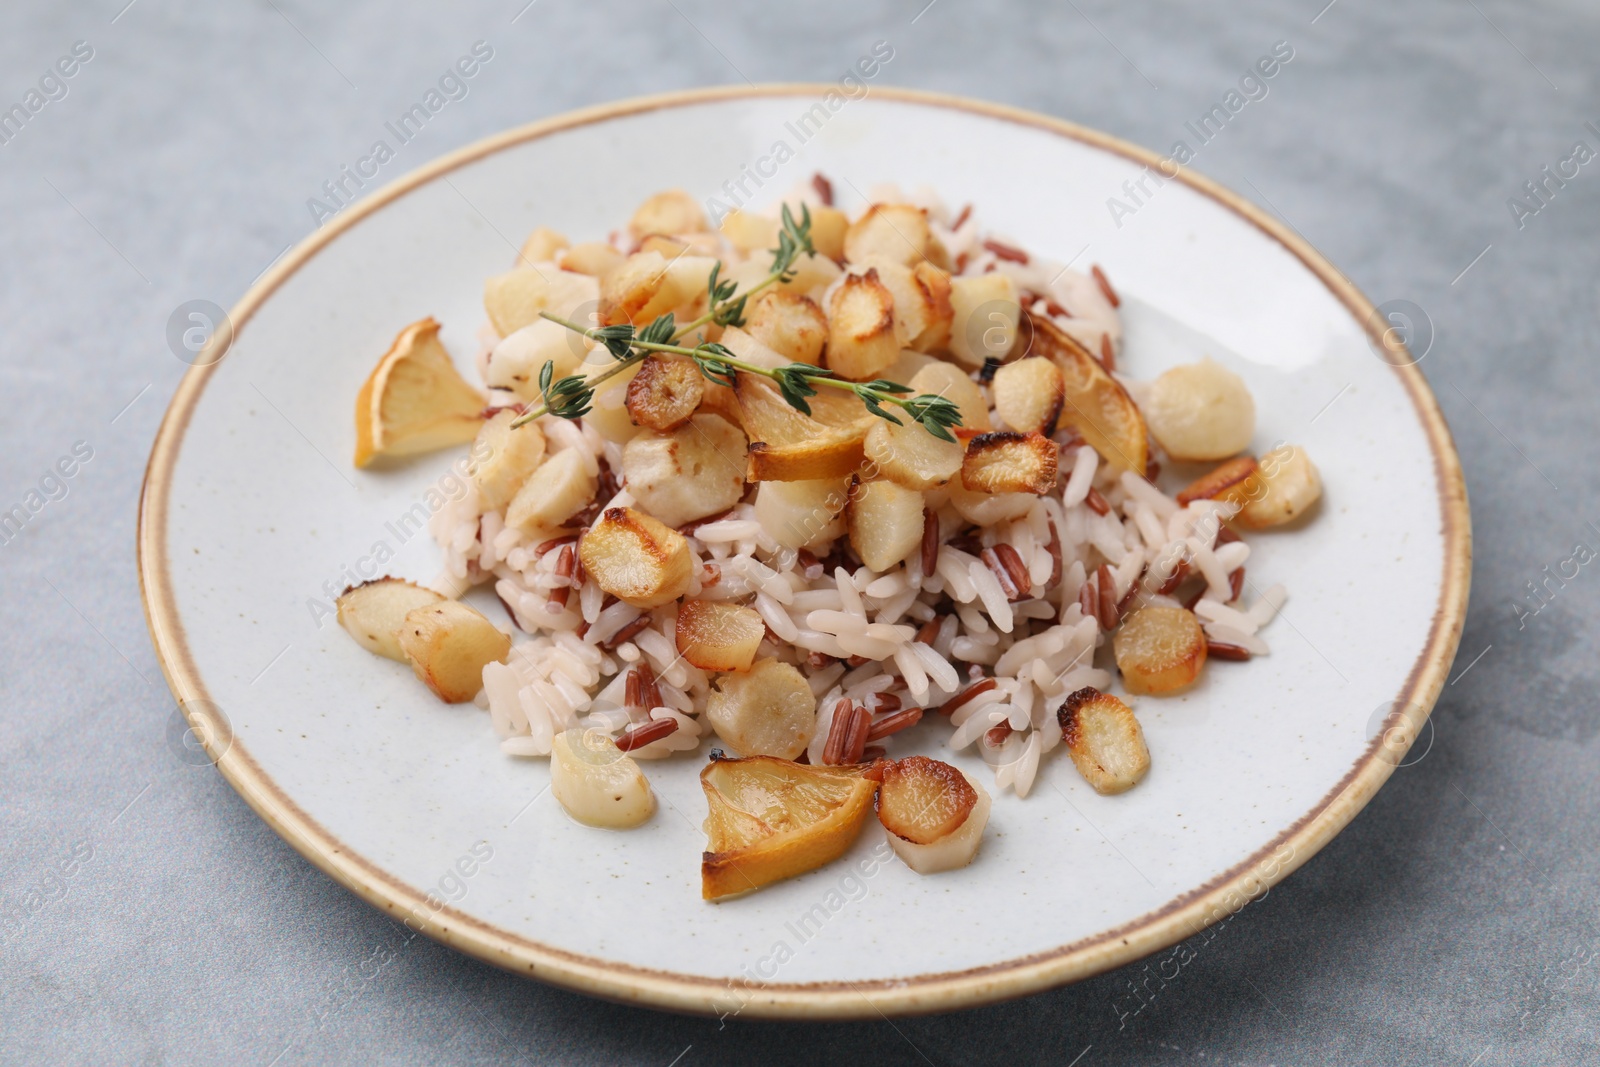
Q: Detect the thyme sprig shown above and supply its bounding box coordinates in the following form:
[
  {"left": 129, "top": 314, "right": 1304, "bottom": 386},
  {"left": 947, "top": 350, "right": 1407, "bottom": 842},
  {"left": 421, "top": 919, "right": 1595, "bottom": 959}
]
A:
[
  {"left": 515, "top": 312, "right": 964, "bottom": 442},
  {"left": 508, "top": 204, "right": 964, "bottom": 442},
  {"left": 669, "top": 203, "right": 814, "bottom": 340}
]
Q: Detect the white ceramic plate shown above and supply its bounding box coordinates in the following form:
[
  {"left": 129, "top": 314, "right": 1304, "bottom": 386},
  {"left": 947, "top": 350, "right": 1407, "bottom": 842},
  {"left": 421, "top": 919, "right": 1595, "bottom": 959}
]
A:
[{"left": 140, "top": 87, "right": 1469, "bottom": 1018}]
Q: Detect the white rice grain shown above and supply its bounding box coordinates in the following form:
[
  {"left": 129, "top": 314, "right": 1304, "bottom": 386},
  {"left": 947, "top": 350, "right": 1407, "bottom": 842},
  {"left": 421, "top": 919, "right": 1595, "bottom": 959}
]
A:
[
  {"left": 695, "top": 519, "right": 763, "bottom": 543},
  {"left": 968, "top": 561, "right": 1014, "bottom": 633},
  {"left": 1063, "top": 446, "right": 1098, "bottom": 507}
]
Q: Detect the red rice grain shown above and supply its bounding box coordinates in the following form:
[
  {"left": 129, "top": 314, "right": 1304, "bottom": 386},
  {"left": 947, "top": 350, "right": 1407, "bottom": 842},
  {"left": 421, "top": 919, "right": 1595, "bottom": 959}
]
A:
[
  {"left": 920, "top": 506, "right": 940, "bottom": 578},
  {"left": 938, "top": 677, "right": 998, "bottom": 716},
  {"left": 1096, "top": 563, "right": 1120, "bottom": 629},
  {"left": 1158, "top": 561, "right": 1189, "bottom": 595},
  {"left": 865, "top": 691, "right": 903, "bottom": 714},
  {"left": 1078, "top": 578, "right": 1098, "bottom": 623},
  {"left": 1091, "top": 264, "right": 1120, "bottom": 307},
  {"left": 1207, "top": 640, "right": 1252, "bottom": 662},
  {"left": 605, "top": 615, "right": 652, "bottom": 650},
  {"left": 843, "top": 704, "right": 870, "bottom": 763},
  {"left": 1085, "top": 487, "right": 1111, "bottom": 516},
  {"left": 983, "top": 238, "right": 1029, "bottom": 264},
  {"left": 994, "top": 543, "right": 1032, "bottom": 598},
  {"left": 1046, "top": 520, "right": 1063, "bottom": 589},
  {"left": 982, "top": 547, "right": 1022, "bottom": 601},
  {"left": 616, "top": 717, "right": 678, "bottom": 752},
  {"left": 822, "top": 699, "right": 855, "bottom": 765},
  {"left": 867, "top": 706, "right": 923, "bottom": 741},
  {"left": 534, "top": 535, "right": 578, "bottom": 556},
  {"left": 637, "top": 662, "right": 661, "bottom": 711},
  {"left": 811, "top": 172, "right": 834, "bottom": 206}
]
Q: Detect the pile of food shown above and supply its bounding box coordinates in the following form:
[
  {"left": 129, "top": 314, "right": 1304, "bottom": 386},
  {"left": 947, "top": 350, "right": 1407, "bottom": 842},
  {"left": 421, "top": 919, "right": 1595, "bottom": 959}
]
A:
[{"left": 338, "top": 177, "right": 1322, "bottom": 899}]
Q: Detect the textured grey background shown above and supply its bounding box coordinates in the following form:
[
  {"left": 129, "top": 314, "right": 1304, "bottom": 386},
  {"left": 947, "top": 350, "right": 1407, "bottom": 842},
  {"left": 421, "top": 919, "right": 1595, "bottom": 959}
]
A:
[{"left": 1, "top": 0, "right": 1595, "bottom": 1063}]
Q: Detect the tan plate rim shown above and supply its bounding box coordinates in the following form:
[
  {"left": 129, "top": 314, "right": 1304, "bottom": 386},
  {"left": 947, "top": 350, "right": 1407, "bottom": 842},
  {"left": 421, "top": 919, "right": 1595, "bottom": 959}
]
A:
[{"left": 137, "top": 84, "right": 1472, "bottom": 1019}]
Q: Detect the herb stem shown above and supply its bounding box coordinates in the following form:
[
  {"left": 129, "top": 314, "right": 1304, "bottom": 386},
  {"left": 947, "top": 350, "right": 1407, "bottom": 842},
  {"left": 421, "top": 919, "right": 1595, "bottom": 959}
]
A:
[{"left": 669, "top": 268, "right": 785, "bottom": 341}]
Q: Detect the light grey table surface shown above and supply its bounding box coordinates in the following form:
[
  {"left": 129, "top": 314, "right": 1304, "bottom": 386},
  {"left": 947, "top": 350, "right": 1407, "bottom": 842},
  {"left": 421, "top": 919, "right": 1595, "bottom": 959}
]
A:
[{"left": 3, "top": 0, "right": 1596, "bottom": 1063}]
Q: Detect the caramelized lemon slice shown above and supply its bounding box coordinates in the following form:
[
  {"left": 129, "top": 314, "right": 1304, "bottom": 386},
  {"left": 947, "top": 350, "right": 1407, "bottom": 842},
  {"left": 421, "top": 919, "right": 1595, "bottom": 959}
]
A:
[
  {"left": 700, "top": 756, "right": 878, "bottom": 900},
  {"left": 353, "top": 317, "right": 485, "bottom": 468},
  {"left": 1022, "top": 309, "right": 1148, "bottom": 476},
  {"left": 735, "top": 372, "right": 871, "bottom": 482}
]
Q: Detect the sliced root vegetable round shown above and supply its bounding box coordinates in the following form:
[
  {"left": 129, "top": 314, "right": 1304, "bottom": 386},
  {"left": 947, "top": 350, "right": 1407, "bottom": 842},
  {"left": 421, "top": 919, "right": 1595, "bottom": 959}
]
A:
[
  {"left": 752, "top": 476, "right": 850, "bottom": 550},
  {"left": 1113, "top": 606, "right": 1208, "bottom": 695},
  {"left": 704, "top": 657, "right": 816, "bottom": 760},
  {"left": 579, "top": 507, "right": 695, "bottom": 609},
  {"left": 550, "top": 728, "right": 656, "bottom": 829},
  {"left": 960, "top": 431, "right": 1059, "bottom": 495},
  {"left": 863, "top": 415, "right": 964, "bottom": 491},
  {"left": 846, "top": 478, "right": 926, "bottom": 572},
  {"left": 484, "top": 318, "right": 588, "bottom": 403},
  {"left": 876, "top": 755, "right": 977, "bottom": 844},
  {"left": 909, "top": 262, "right": 955, "bottom": 353},
  {"left": 827, "top": 269, "right": 900, "bottom": 381},
  {"left": 853, "top": 256, "right": 938, "bottom": 349},
  {"left": 483, "top": 267, "right": 597, "bottom": 337},
  {"left": 908, "top": 361, "right": 989, "bottom": 435},
  {"left": 948, "top": 272, "right": 1019, "bottom": 367},
  {"left": 807, "top": 205, "right": 850, "bottom": 262},
  {"left": 743, "top": 290, "right": 829, "bottom": 366},
  {"left": 676, "top": 600, "right": 766, "bottom": 673},
  {"left": 627, "top": 187, "right": 707, "bottom": 238},
  {"left": 1236, "top": 444, "right": 1322, "bottom": 528},
  {"left": 621, "top": 413, "right": 747, "bottom": 528},
  {"left": 559, "top": 240, "right": 624, "bottom": 278},
  {"left": 948, "top": 480, "right": 1036, "bottom": 525},
  {"left": 517, "top": 225, "right": 567, "bottom": 263},
  {"left": 1141, "top": 358, "right": 1256, "bottom": 462},
  {"left": 700, "top": 755, "right": 879, "bottom": 900},
  {"left": 991, "top": 357, "right": 1066, "bottom": 435},
  {"left": 505, "top": 448, "right": 597, "bottom": 535},
  {"left": 624, "top": 354, "right": 703, "bottom": 432},
  {"left": 882, "top": 763, "right": 991, "bottom": 875},
  {"left": 719, "top": 208, "right": 779, "bottom": 254},
  {"left": 396, "top": 599, "right": 512, "bottom": 703},
  {"left": 468, "top": 410, "right": 546, "bottom": 511},
  {"left": 843, "top": 203, "right": 932, "bottom": 267},
  {"left": 336, "top": 578, "right": 444, "bottom": 662},
  {"left": 1057, "top": 687, "right": 1150, "bottom": 795},
  {"left": 598, "top": 250, "right": 716, "bottom": 327}
]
